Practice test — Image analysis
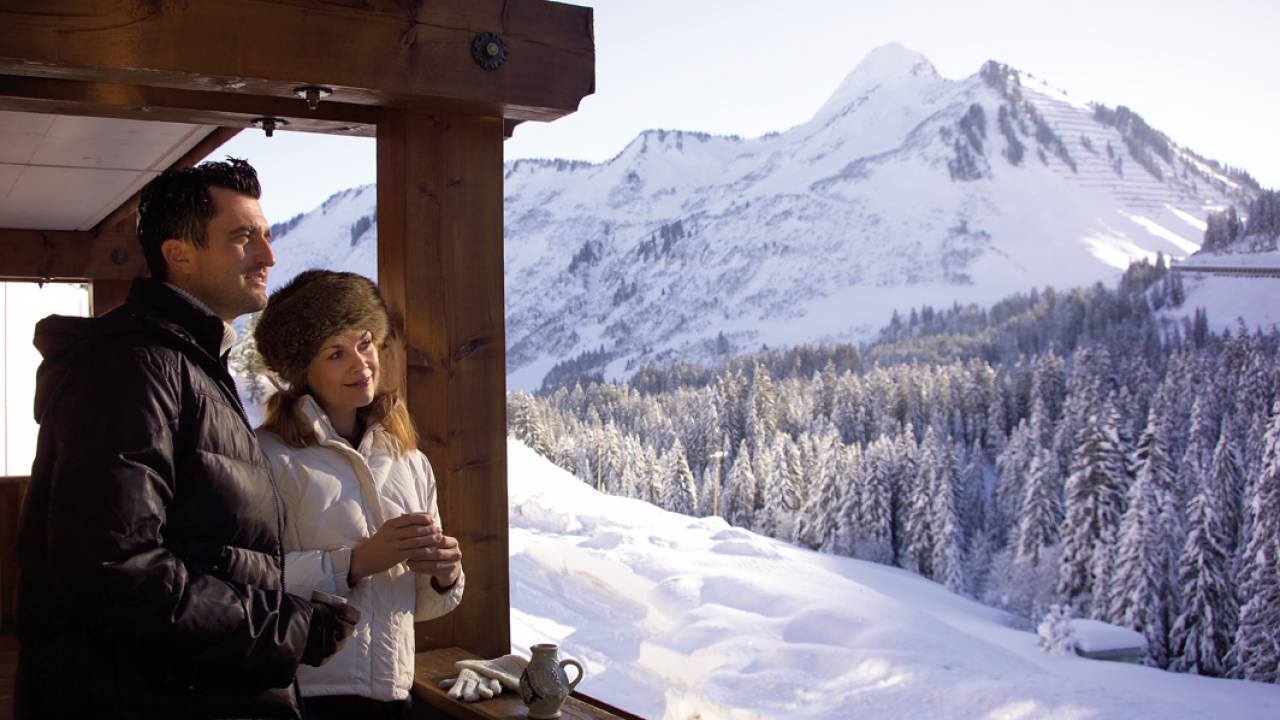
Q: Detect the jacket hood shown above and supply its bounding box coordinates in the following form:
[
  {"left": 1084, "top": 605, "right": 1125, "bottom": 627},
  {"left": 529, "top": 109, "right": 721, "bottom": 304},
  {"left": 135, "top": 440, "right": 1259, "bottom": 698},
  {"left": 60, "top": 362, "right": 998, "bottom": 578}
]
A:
[
  {"left": 31, "top": 279, "right": 228, "bottom": 423},
  {"left": 32, "top": 312, "right": 130, "bottom": 423}
]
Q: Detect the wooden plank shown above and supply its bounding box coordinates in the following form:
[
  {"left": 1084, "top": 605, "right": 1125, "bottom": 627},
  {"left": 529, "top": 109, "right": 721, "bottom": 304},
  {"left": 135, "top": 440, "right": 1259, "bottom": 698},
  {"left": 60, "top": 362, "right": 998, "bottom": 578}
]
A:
[
  {"left": 378, "top": 108, "right": 510, "bottom": 658},
  {"left": 413, "top": 648, "right": 636, "bottom": 720},
  {"left": 0, "top": 75, "right": 376, "bottom": 138},
  {"left": 0, "top": 0, "right": 595, "bottom": 122},
  {"left": 0, "top": 478, "right": 29, "bottom": 634},
  {"left": 0, "top": 229, "right": 143, "bottom": 281}
]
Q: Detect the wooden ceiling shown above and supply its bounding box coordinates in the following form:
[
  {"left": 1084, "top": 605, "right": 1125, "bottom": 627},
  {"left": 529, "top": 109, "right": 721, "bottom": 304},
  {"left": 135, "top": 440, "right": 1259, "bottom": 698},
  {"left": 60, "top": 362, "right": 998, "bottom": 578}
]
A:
[{"left": 0, "top": 111, "right": 213, "bottom": 231}]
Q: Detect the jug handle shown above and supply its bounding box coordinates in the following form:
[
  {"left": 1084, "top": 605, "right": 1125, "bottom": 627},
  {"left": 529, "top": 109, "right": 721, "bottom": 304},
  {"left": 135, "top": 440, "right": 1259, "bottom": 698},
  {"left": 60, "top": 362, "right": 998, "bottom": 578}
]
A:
[{"left": 560, "top": 659, "right": 585, "bottom": 692}]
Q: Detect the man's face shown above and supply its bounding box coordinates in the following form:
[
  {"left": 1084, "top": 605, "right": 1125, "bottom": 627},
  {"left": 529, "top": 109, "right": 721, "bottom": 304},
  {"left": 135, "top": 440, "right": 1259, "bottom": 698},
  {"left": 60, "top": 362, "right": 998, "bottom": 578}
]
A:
[{"left": 178, "top": 187, "right": 275, "bottom": 322}]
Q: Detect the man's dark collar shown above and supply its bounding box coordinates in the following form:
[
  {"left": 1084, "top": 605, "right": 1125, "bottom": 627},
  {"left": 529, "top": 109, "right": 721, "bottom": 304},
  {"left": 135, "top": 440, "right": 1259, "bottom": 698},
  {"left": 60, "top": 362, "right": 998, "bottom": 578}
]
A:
[{"left": 126, "top": 278, "right": 228, "bottom": 360}]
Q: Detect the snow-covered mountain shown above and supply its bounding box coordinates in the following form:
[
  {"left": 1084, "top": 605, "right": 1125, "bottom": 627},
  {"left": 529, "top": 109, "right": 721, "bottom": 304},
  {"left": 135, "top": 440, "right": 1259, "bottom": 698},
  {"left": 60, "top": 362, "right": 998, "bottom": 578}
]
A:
[
  {"left": 505, "top": 438, "right": 1280, "bottom": 719},
  {"left": 261, "top": 43, "right": 1265, "bottom": 391}
]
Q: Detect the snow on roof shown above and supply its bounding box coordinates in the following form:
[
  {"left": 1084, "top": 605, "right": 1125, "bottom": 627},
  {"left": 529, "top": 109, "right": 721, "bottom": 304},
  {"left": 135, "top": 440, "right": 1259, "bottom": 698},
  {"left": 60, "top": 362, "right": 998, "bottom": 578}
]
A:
[{"left": 1068, "top": 619, "right": 1148, "bottom": 654}]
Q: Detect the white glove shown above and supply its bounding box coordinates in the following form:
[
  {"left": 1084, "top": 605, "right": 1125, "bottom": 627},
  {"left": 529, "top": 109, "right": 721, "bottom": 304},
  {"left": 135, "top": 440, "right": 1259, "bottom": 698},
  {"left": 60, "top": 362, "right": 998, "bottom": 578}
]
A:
[
  {"left": 454, "top": 653, "right": 530, "bottom": 692},
  {"left": 440, "top": 667, "right": 502, "bottom": 702}
]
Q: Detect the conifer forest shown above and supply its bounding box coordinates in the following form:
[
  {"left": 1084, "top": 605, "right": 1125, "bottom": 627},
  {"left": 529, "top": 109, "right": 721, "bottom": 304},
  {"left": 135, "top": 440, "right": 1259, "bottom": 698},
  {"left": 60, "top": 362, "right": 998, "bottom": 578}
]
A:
[{"left": 510, "top": 258, "right": 1280, "bottom": 681}]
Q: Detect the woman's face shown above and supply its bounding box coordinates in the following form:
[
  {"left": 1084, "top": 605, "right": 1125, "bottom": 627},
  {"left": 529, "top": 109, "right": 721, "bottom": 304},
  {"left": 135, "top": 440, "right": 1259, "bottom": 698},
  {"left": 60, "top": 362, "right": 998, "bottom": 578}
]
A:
[{"left": 305, "top": 328, "right": 380, "bottom": 415}]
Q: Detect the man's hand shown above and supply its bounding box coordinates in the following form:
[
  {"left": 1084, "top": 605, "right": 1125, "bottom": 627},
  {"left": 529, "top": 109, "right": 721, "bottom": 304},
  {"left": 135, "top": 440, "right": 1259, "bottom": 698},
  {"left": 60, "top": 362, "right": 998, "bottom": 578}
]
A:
[
  {"left": 349, "top": 513, "right": 437, "bottom": 583},
  {"left": 300, "top": 599, "right": 360, "bottom": 667}
]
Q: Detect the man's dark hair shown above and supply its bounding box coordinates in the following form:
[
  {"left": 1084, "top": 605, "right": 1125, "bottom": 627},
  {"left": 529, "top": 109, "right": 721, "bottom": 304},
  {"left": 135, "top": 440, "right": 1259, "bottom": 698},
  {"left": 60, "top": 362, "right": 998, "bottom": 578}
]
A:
[{"left": 137, "top": 157, "right": 262, "bottom": 280}]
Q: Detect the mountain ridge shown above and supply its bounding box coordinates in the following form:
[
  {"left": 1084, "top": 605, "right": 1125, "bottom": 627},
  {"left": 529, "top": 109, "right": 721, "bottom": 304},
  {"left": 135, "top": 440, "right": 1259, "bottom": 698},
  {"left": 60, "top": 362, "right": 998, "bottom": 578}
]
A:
[{"left": 258, "top": 44, "right": 1268, "bottom": 391}]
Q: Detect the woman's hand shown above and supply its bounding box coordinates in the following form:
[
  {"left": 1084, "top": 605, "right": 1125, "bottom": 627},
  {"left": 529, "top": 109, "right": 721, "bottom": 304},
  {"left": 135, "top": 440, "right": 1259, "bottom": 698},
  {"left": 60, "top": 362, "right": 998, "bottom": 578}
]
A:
[
  {"left": 408, "top": 532, "right": 462, "bottom": 590},
  {"left": 349, "top": 512, "right": 437, "bottom": 583}
]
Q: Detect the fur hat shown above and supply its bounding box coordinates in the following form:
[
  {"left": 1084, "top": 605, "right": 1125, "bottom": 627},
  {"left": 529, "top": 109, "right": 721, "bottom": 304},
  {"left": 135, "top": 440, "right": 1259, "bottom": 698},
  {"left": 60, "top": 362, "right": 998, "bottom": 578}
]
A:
[{"left": 255, "top": 270, "right": 390, "bottom": 383}]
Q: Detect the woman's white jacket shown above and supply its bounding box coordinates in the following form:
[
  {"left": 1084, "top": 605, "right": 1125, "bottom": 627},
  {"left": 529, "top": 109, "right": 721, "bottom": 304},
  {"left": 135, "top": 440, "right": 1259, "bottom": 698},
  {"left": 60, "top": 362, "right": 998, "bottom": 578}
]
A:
[{"left": 257, "top": 395, "right": 464, "bottom": 701}]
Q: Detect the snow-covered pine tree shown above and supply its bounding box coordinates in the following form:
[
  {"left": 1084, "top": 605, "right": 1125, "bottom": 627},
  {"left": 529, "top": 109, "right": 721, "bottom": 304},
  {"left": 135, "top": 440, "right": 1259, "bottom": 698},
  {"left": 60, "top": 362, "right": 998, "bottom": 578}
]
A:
[
  {"left": 1176, "top": 394, "right": 1212, "bottom": 507},
  {"left": 674, "top": 389, "right": 719, "bottom": 476},
  {"left": 228, "top": 312, "right": 274, "bottom": 404},
  {"left": 715, "top": 370, "right": 749, "bottom": 457},
  {"left": 1169, "top": 451, "right": 1238, "bottom": 677},
  {"left": 1207, "top": 416, "right": 1244, "bottom": 560},
  {"left": 1229, "top": 399, "right": 1280, "bottom": 683},
  {"left": 890, "top": 425, "right": 919, "bottom": 568},
  {"left": 780, "top": 437, "right": 805, "bottom": 527},
  {"left": 510, "top": 392, "right": 551, "bottom": 457},
  {"left": 855, "top": 437, "right": 895, "bottom": 564},
  {"left": 1112, "top": 409, "right": 1180, "bottom": 668},
  {"left": 932, "top": 439, "right": 967, "bottom": 594},
  {"left": 1031, "top": 348, "right": 1066, "bottom": 425},
  {"left": 1017, "top": 448, "right": 1062, "bottom": 567},
  {"left": 988, "top": 381, "right": 1010, "bottom": 455},
  {"left": 600, "top": 423, "right": 626, "bottom": 495},
  {"left": 830, "top": 443, "right": 864, "bottom": 555},
  {"left": 754, "top": 439, "right": 790, "bottom": 539},
  {"left": 832, "top": 372, "right": 866, "bottom": 445},
  {"left": 641, "top": 445, "right": 665, "bottom": 505},
  {"left": 722, "top": 439, "right": 757, "bottom": 529},
  {"left": 1058, "top": 404, "right": 1129, "bottom": 613},
  {"left": 993, "top": 420, "right": 1033, "bottom": 547},
  {"left": 907, "top": 427, "right": 940, "bottom": 577},
  {"left": 960, "top": 439, "right": 986, "bottom": 545},
  {"left": 662, "top": 440, "right": 699, "bottom": 516}
]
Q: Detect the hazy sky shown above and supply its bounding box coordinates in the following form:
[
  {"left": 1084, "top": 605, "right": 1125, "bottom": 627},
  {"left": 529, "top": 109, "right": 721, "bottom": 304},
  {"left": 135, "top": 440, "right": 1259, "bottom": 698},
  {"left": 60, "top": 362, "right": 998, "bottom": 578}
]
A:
[{"left": 222, "top": 0, "right": 1279, "bottom": 224}]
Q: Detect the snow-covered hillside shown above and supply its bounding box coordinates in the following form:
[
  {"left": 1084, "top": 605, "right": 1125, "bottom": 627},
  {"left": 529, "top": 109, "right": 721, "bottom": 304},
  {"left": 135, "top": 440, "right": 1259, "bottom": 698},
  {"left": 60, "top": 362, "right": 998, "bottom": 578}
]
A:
[
  {"left": 504, "top": 439, "right": 1280, "bottom": 719},
  {"left": 259, "top": 43, "right": 1268, "bottom": 391}
]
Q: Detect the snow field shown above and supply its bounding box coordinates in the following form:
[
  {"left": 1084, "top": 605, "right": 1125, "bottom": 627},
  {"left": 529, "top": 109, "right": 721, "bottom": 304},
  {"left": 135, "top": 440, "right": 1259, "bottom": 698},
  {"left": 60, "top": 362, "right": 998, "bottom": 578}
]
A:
[{"left": 505, "top": 439, "right": 1280, "bottom": 719}]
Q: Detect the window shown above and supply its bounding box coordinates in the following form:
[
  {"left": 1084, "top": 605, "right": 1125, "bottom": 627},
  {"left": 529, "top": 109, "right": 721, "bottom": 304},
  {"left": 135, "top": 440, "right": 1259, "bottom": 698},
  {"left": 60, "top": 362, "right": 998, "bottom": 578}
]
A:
[{"left": 0, "top": 282, "right": 89, "bottom": 476}]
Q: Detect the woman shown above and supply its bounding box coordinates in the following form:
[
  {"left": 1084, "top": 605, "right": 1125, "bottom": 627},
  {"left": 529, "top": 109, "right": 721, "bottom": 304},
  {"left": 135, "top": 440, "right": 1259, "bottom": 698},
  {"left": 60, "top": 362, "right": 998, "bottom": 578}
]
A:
[{"left": 254, "top": 270, "right": 464, "bottom": 719}]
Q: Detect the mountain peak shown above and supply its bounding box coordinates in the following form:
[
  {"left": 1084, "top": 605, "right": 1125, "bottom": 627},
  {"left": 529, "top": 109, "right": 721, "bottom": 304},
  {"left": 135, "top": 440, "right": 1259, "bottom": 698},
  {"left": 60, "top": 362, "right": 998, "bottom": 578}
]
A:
[
  {"left": 850, "top": 43, "right": 939, "bottom": 83},
  {"left": 810, "top": 43, "right": 940, "bottom": 123}
]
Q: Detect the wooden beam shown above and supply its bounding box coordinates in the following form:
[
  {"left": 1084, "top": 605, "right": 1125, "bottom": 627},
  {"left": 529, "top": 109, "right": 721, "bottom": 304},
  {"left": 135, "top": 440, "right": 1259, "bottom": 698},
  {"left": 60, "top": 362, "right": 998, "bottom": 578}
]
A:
[
  {"left": 378, "top": 108, "right": 509, "bottom": 658},
  {"left": 0, "top": 75, "right": 376, "bottom": 138},
  {"left": 0, "top": 0, "right": 595, "bottom": 122},
  {"left": 0, "top": 229, "right": 144, "bottom": 281}
]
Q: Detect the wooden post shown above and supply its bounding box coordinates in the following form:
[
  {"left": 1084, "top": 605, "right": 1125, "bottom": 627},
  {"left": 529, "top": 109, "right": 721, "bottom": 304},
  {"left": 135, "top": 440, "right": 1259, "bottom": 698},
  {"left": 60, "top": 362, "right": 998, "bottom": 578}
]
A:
[
  {"left": 377, "top": 108, "right": 509, "bottom": 657},
  {"left": 90, "top": 280, "right": 131, "bottom": 316}
]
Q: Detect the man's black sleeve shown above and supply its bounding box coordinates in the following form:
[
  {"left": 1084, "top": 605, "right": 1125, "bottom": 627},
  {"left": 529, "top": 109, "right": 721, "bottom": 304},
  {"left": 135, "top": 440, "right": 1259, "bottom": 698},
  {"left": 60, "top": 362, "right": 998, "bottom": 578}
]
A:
[{"left": 40, "top": 347, "right": 311, "bottom": 687}]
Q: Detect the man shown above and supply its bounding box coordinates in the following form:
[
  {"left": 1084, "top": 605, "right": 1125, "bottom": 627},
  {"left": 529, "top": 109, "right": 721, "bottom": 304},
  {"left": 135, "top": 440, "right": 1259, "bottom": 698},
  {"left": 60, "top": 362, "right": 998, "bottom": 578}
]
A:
[{"left": 16, "top": 159, "right": 357, "bottom": 719}]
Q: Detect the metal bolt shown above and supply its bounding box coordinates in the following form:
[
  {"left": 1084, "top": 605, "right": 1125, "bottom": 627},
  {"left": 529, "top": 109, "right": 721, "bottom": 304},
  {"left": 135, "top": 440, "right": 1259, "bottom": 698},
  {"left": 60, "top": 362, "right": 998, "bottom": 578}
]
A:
[
  {"left": 251, "top": 116, "right": 289, "bottom": 137},
  {"left": 293, "top": 85, "right": 334, "bottom": 111},
  {"left": 486, "top": 41, "right": 500, "bottom": 57}
]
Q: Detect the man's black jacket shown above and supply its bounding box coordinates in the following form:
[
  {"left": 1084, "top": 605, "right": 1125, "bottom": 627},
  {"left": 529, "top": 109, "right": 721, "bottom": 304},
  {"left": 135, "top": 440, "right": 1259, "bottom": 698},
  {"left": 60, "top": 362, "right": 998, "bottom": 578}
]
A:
[{"left": 16, "top": 279, "right": 312, "bottom": 719}]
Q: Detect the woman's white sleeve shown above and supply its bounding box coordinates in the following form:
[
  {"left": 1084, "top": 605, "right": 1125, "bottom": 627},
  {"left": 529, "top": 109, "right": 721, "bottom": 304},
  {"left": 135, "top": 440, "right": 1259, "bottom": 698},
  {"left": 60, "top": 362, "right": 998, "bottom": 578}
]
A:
[
  {"left": 413, "top": 452, "right": 465, "bottom": 618},
  {"left": 285, "top": 547, "right": 355, "bottom": 599},
  {"left": 274, "top": 454, "right": 355, "bottom": 598}
]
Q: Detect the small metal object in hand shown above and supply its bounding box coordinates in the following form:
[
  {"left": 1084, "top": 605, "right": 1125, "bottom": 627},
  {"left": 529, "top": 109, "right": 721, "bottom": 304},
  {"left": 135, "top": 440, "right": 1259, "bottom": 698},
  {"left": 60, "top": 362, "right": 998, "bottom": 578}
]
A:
[
  {"left": 312, "top": 589, "right": 360, "bottom": 626},
  {"left": 311, "top": 589, "right": 348, "bottom": 606}
]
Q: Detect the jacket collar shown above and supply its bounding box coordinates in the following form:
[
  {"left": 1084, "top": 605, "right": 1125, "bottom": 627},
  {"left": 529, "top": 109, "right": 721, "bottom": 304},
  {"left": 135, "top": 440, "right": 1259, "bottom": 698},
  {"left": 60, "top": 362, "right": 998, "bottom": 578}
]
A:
[
  {"left": 298, "top": 394, "right": 384, "bottom": 455},
  {"left": 126, "top": 278, "right": 231, "bottom": 361}
]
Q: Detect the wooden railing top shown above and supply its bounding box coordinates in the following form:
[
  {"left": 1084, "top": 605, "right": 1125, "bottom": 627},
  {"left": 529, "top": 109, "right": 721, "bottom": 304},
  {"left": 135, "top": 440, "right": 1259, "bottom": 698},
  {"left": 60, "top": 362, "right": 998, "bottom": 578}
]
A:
[{"left": 414, "top": 647, "right": 642, "bottom": 720}]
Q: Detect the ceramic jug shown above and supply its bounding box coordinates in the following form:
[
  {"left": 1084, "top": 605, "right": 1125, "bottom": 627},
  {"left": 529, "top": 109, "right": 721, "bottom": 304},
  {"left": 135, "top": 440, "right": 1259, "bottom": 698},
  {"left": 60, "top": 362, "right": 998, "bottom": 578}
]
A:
[{"left": 518, "top": 643, "right": 585, "bottom": 719}]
